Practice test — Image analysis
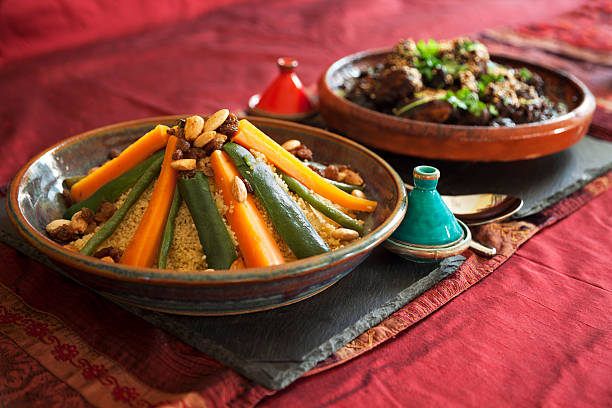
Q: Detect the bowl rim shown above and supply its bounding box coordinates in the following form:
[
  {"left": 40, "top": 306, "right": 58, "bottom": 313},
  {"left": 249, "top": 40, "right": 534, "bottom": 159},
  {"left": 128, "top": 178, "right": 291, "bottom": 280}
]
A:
[
  {"left": 8, "top": 115, "right": 407, "bottom": 287},
  {"left": 320, "top": 47, "right": 596, "bottom": 134}
]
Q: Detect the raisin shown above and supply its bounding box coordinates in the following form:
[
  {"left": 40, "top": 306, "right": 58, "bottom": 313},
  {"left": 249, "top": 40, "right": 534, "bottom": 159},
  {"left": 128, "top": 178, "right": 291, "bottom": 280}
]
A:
[
  {"left": 323, "top": 164, "right": 340, "bottom": 181},
  {"left": 293, "top": 145, "right": 313, "bottom": 161},
  {"left": 176, "top": 138, "right": 190, "bottom": 152},
  {"left": 93, "top": 247, "right": 123, "bottom": 262},
  {"left": 172, "top": 149, "right": 183, "bottom": 160},
  {"left": 217, "top": 113, "right": 239, "bottom": 137},
  {"left": 94, "top": 200, "right": 117, "bottom": 223}
]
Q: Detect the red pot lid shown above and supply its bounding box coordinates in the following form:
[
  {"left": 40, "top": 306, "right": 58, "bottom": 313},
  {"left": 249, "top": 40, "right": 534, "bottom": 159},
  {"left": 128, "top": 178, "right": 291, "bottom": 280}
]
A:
[{"left": 249, "top": 57, "right": 316, "bottom": 120}]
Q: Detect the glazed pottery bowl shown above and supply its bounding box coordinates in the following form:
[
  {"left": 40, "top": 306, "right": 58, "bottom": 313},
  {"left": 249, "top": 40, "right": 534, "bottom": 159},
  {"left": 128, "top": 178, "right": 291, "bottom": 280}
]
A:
[
  {"left": 318, "top": 49, "right": 596, "bottom": 161},
  {"left": 8, "top": 116, "right": 407, "bottom": 316}
]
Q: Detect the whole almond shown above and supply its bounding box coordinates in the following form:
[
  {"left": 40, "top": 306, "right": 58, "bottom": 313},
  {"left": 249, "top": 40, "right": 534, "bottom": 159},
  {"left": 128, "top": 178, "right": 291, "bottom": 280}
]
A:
[
  {"left": 184, "top": 115, "right": 205, "bottom": 141},
  {"left": 170, "top": 159, "right": 196, "bottom": 171},
  {"left": 351, "top": 189, "right": 366, "bottom": 198},
  {"left": 281, "top": 139, "right": 301, "bottom": 151},
  {"left": 204, "top": 109, "right": 230, "bottom": 132},
  {"left": 331, "top": 228, "right": 359, "bottom": 241},
  {"left": 232, "top": 176, "right": 247, "bottom": 203},
  {"left": 193, "top": 130, "right": 217, "bottom": 148},
  {"left": 46, "top": 219, "right": 72, "bottom": 233}
]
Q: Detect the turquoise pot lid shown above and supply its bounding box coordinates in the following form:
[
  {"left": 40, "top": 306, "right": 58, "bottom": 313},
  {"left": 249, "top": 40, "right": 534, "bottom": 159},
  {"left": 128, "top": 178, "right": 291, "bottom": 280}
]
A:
[{"left": 390, "top": 166, "right": 463, "bottom": 247}]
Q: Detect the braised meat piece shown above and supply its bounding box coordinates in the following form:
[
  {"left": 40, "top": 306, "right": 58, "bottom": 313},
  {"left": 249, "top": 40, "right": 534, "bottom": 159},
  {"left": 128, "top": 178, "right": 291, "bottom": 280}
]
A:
[{"left": 374, "top": 65, "right": 423, "bottom": 107}]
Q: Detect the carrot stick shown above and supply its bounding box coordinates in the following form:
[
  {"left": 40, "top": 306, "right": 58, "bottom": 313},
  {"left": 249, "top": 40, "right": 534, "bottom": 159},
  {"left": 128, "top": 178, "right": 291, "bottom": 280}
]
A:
[
  {"left": 120, "top": 136, "right": 178, "bottom": 267},
  {"left": 210, "top": 150, "right": 285, "bottom": 268},
  {"left": 71, "top": 125, "right": 170, "bottom": 202},
  {"left": 232, "top": 120, "right": 377, "bottom": 212}
]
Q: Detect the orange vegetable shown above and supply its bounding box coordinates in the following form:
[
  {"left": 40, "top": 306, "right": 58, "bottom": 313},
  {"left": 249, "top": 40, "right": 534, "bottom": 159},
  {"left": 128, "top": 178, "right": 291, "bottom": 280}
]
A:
[
  {"left": 121, "top": 136, "right": 178, "bottom": 267},
  {"left": 232, "top": 120, "right": 377, "bottom": 212},
  {"left": 230, "top": 257, "right": 245, "bottom": 270},
  {"left": 71, "top": 125, "right": 170, "bottom": 202},
  {"left": 210, "top": 150, "right": 285, "bottom": 268}
]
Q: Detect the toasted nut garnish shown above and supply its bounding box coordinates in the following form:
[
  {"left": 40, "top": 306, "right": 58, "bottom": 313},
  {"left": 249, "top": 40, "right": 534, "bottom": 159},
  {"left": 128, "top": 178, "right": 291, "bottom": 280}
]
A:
[
  {"left": 100, "top": 256, "right": 115, "bottom": 263},
  {"left": 88, "top": 166, "right": 100, "bottom": 175},
  {"left": 339, "top": 169, "right": 363, "bottom": 186},
  {"left": 46, "top": 219, "right": 78, "bottom": 243},
  {"left": 46, "top": 219, "right": 71, "bottom": 232},
  {"left": 204, "top": 109, "right": 230, "bottom": 132},
  {"left": 184, "top": 115, "right": 205, "bottom": 141},
  {"left": 170, "top": 159, "right": 196, "bottom": 171},
  {"left": 193, "top": 130, "right": 217, "bottom": 148},
  {"left": 71, "top": 208, "right": 94, "bottom": 234},
  {"left": 351, "top": 189, "right": 366, "bottom": 198},
  {"left": 232, "top": 176, "right": 247, "bottom": 203},
  {"left": 281, "top": 139, "right": 301, "bottom": 151},
  {"left": 332, "top": 228, "right": 359, "bottom": 241}
]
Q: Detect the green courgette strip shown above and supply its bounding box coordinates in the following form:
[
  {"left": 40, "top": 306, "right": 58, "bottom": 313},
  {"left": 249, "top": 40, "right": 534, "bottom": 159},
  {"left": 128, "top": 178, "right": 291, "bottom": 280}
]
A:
[
  {"left": 80, "top": 152, "right": 164, "bottom": 256},
  {"left": 157, "top": 189, "right": 182, "bottom": 269},
  {"left": 281, "top": 173, "right": 364, "bottom": 236},
  {"left": 62, "top": 175, "right": 86, "bottom": 190},
  {"left": 224, "top": 142, "right": 329, "bottom": 259},
  {"left": 64, "top": 150, "right": 165, "bottom": 219},
  {"left": 302, "top": 161, "right": 364, "bottom": 192},
  {"left": 178, "top": 172, "right": 237, "bottom": 269}
]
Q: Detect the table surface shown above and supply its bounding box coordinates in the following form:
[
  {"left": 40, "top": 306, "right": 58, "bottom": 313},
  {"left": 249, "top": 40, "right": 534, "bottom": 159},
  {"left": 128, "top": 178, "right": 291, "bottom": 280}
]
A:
[{"left": 1, "top": 0, "right": 611, "bottom": 407}]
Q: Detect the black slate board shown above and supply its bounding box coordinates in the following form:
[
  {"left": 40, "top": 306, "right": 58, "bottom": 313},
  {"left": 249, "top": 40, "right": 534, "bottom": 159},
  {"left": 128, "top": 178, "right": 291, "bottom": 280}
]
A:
[
  {"left": 127, "top": 251, "right": 463, "bottom": 390},
  {"left": 375, "top": 135, "right": 612, "bottom": 218}
]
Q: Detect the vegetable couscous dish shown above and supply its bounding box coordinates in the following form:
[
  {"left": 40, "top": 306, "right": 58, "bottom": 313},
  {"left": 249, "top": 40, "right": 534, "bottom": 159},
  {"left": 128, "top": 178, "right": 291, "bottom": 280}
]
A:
[{"left": 46, "top": 110, "right": 377, "bottom": 271}]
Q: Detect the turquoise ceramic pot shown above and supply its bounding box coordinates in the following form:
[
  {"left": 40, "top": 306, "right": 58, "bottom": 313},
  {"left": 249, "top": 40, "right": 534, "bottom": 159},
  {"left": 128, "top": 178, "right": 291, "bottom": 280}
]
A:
[{"left": 391, "top": 166, "right": 463, "bottom": 247}]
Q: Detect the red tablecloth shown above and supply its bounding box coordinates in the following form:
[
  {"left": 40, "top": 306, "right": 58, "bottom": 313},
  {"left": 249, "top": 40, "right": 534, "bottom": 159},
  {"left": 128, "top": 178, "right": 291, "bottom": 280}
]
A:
[{"left": 1, "top": 1, "right": 611, "bottom": 407}]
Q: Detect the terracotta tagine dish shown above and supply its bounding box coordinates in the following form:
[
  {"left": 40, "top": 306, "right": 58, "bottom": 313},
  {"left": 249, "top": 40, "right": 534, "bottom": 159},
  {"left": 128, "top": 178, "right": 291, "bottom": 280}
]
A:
[{"left": 249, "top": 57, "right": 317, "bottom": 121}]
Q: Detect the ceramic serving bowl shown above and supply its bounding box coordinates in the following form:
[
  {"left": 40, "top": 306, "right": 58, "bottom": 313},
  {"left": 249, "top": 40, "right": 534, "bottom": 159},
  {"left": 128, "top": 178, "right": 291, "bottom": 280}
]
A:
[
  {"left": 318, "top": 49, "right": 596, "bottom": 161},
  {"left": 8, "top": 116, "right": 407, "bottom": 316}
]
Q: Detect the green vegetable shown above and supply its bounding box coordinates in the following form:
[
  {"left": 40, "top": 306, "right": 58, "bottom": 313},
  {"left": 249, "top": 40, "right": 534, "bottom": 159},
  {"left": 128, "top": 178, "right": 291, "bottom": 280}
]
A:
[
  {"left": 281, "top": 173, "right": 364, "bottom": 235},
  {"left": 301, "top": 161, "right": 364, "bottom": 192},
  {"left": 413, "top": 39, "right": 467, "bottom": 81},
  {"left": 461, "top": 40, "right": 479, "bottom": 52},
  {"left": 178, "top": 172, "right": 237, "bottom": 270},
  {"left": 63, "top": 175, "right": 86, "bottom": 190},
  {"left": 224, "top": 142, "right": 329, "bottom": 259},
  {"left": 519, "top": 67, "right": 533, "bottom": 81},
  {"left": 416, "top": 39, "right": 439, "bottom": 59},
  {"left": 443, "top": 88, "right": 487, "bottom": 116},
  {"left": 64, "top": 150, "right": 165, "bottom": 220},
  {"left": 157, "top": 189, "right": 182, "bottom": 269},
  {"left": 394, "top": 97, "right": 435, "bottom": 116},
  {"left": 80, "top": 152, "right": 164, "bottom": 256},
  {"left": 477, "top": 73, "right": 505, "bottom": 93},
  {"left": 488, "top": 105, "right": 499, "bottom": 116}
]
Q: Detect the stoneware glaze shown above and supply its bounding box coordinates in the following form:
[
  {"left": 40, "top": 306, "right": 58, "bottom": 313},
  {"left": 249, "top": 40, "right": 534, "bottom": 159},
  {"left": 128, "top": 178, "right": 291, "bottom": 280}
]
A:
[
  {"left": 392, "top": 166, "right": 462, "bottom": 247},
  {"left": 248, "top": 57, "right": 317, "bottom": 121},
  {"left": 318, "top": 49, "right": 596, "bottom": 161},
  {"left": 384, "top": 220, "right": 471, "bottom": 263},
  {"left": 8, "top": 116, "right": 407, "bottom": 315},
  {"left": 385, "top": 166, "right": 469, "bottom": 262}
]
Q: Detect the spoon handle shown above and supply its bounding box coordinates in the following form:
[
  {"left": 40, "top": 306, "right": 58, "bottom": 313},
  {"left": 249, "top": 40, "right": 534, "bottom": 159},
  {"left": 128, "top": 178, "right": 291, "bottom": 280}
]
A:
[{"left": 469, "top": 239, "right": 497, "bottom": 257}]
